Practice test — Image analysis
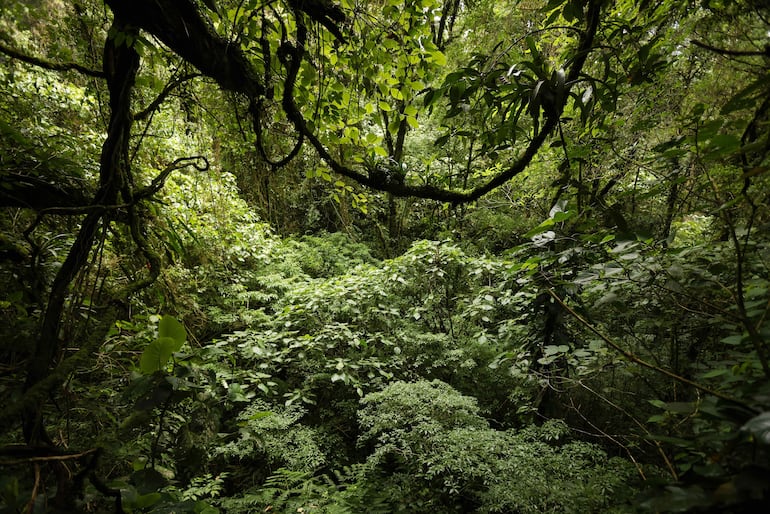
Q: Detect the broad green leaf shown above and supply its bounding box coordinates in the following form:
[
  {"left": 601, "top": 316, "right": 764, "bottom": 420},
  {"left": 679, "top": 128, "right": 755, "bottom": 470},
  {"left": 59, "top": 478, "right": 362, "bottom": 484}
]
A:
[
  {"left": 703, "top": 133, "right": 741, "bottom": 159},
  {"left": 423, "top": 88, "right": 437, "bottom": 107},
  {"left": 720, "top": 335, "right": 743, "bottom": 346},
  {"left": 133, "top": 493, "right": 162, "bottom": 509},
  {"left": 524, "top": 218, "right": 555, "bottom": 238},
  {"left": 660, "top": 402, "right": 696, "bottom": 414},
  {"left": 544, "top": 345, "right": 569, "bottom": 356},
  {"left": 194, "top": 502, "right": 221, "bottom": 514},
  {"left": 434, "top": 133, "right": 450, "bottom": 147},
  {"left": 429, "top": 50, "right": 447, "bottom": 66},
  {"left": 158, "top": 315, "right": 186, "bottom": 350},
  {"left": 139, "top": 336, "right": 177, "bottom": 374},
  {"left": 699, "top": 368, "right": 730, "bottom": 379},
  {"left": 563, "top": 0, "right": 583, "bottom": 22},
  {"left": 541, "top": 0, "right": 568, "bottom": 11}
]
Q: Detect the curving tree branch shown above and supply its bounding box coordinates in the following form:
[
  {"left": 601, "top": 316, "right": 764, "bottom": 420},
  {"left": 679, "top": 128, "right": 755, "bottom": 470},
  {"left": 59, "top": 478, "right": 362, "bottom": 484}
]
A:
[
  {"left": 22, "top": 16, "right": 140, "bottom": 447},
  {"left": 280, "top": 0, "right": 603, "bottom": 203},
  {"left": 287, "top": 0, "right": 347, "bottom": 43},
  {"left": 134, "top": 72, "right": 202, "bottom": 121},
  {"left": 135, "top": 155, "right": 210, "bottom": 200},
  {"left": 104, "top": 0, "right": 602, "bottom": 204},
  {"left": 249, "top": 99, "right": 305, "bottom": 168}
]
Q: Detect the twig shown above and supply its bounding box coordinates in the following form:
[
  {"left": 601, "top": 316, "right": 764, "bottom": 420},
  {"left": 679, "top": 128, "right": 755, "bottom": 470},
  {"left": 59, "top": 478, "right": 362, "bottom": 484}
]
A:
[
  {"left": 25, "top": 464, "right": 41, "bottom": 514},
  {"left": 134, "top": 72, "right": 201, "bottom": 121},
  {"left": 548, "top": 288, "right": 756, "bottom": 411},
  {"left": 0, "top": 447, "right": 99, "bottom": 466},
  {"left": 575, "top": 380, "right": 678, "bottom": 481},
  {"left": 134, "top": 155, "right": 209, "bottom": 200},
  {"left": 568, "top": 396, "right": 648, "bottom": 481}
]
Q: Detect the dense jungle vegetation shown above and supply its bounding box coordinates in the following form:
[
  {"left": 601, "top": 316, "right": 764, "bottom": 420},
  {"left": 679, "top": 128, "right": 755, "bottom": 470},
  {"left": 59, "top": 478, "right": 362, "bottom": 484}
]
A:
[{"left": 1, "top": 0, "right": 769, "bottom": 512}]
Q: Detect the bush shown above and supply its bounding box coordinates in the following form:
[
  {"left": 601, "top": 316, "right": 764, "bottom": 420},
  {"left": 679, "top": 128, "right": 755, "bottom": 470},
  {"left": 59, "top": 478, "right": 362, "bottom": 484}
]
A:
[{"left": 356, "top": 380, "right": 639, "bottom": 513}]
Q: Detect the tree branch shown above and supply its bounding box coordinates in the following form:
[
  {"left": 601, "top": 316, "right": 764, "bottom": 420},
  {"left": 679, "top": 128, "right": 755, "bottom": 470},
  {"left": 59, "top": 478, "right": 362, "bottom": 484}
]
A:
[
  {"left": 279, "top": 0, "right": 602, "bottom": 203},
  {"left": 104, "top": 0, "right": 264, "bottom": 98},
  {"left": 0, "top": 173, "right": 89, "bottom": 210},
  {"left": 134, "top": 155, "right": 210, "bottom": 200},
  {"left": 691, "top": 39, "right": 770, "bottom": 57},
  {"left": 0, "top": 447, "right": 98, "bottom": 466},
  {"left": 134, "top": 72, "right": 202, "bottom": 121},
  {"left": 249, "top": 99, "right": 305, "bottom": 168},
  {"left": 548, "top": 288, "right": 757, "bottom": 412},
  {"left": 0, "top": 41, "right": 104, "bottom": 78},
  {"left": 107, "top": 0, "right": 600, "bottom": 204}
]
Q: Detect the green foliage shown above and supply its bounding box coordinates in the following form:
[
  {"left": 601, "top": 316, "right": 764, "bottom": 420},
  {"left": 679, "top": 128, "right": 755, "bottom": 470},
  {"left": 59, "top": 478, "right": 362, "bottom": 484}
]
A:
[
  {"left": 216, "top": 400, "right": 327, "bottom": 474},
  {"left": 199, "top": 239, "right": 527, "bottom": 422},
  {"left": 217, "top": 467, "right": 365, "bottom": 514},
  {"left": 358, "top": 380, "right": 486, "bottom": 445},
  {"left": 3, "top": 0, "right": 770, "bottom": 511},
  {"left": 139, "top": 315, "right": 187, "bottom": 374},
  {"left": 356, "top": 380, "right": 639, "bottom": 513},
  {"left": 284, "top": 233, "right": 376, "bottom": 278}
]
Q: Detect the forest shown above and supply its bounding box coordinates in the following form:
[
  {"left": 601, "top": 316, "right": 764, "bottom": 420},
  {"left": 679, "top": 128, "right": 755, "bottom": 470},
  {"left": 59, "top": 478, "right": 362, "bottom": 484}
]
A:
[{"left": 0, "top": 0, "right": 769, "bottom": 512}]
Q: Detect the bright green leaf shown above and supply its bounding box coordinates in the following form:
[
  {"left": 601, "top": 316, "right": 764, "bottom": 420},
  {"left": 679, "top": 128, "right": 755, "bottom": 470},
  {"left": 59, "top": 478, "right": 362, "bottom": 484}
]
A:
[
  {"left": 158, "top": 315, "right": 186, "bottom": 350},
  {"left": 139, "top": 337, "right": 177, "bottom": 374},
  {"left": 430, "top": 50, "right": 447, "bottom": 66}
]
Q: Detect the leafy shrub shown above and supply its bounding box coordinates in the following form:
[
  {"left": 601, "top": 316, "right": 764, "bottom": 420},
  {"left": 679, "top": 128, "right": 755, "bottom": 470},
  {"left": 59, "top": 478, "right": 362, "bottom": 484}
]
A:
[
  {"left": 285, "top": 232, "right": 377, "bottom": 278},
  {"left": 216, "top": 400, "right": 328, "bottom": 475},
  {"left": 356, "top": 380, "right": 639, "bottom": 513}
]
